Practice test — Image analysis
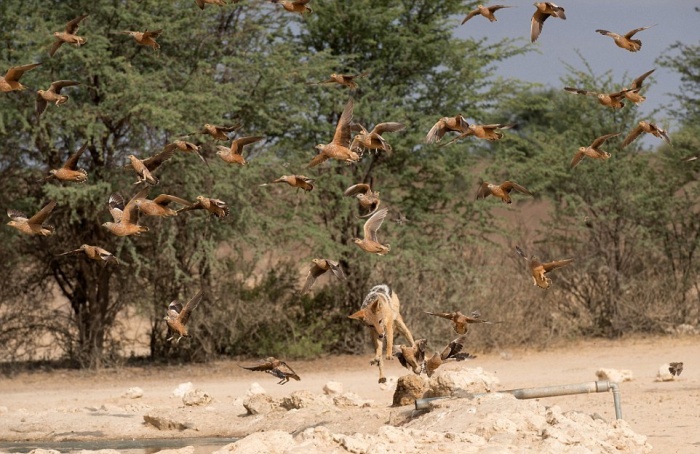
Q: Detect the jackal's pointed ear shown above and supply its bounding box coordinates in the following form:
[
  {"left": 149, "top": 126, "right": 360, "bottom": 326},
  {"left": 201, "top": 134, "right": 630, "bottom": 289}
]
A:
[
  {"left": 348, "top": 309, "right": 366, "bottom": 320},
  {"left": 368, "top": 298, "right": 381, "bottom": 313}
]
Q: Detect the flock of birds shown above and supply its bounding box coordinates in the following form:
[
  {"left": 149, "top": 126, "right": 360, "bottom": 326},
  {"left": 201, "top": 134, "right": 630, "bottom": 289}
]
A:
[{"left": 0, "top": 1, "right": 680, "bottom": 385}]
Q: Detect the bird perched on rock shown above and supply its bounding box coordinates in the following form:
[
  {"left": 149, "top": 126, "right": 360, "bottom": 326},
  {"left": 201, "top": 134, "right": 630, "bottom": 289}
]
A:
[
  {"left": 476, "top": 180, "right": 532, "bottom": 204},
  {"left": 353, "top": 207, "right": 390, "bottom": 255},
  {"left": 621, "top": 121, "right": 671, "bottom": 149},
  {"left": 564, "top": 87, "right": 633, "bottom": 109},
  {"left": 531, "top": 2, "right": 566, "bottom": 43},
  {"left": 425, "top": 336, "right": 476, "bottom": 377},
  {"left": 268, "top": 175, "right": 315, "bottom": 192},
  {"left": 515, "top": 246, "right": 573, "bottom": 289},
  {"left": 622, "top": 69, "right": 655, "bottom": 105},
  {"left": 571, "top": 132, "right": 620, "bottom": 168},
  {"left": 216, "top": 136, "right": 264, "bottom": 166},
  {"left": 178, "top": 196, "right": 230, "bottom": 218},
  {"left": 595, "top": 25, "right": 654, "bottom": 53},
  {"left": 133, "top": 193, "right": 193, "bottom": 217},
  {"left": 425, "top": 310, "right": 500, "bottom": 335},
  {"left": 308, "top": 98, "right": 360, "bottom": 168},
  {"left": 0, "top": 63, "right": 41, "bottom": 92},
  {"left": 241, "top": 357, "right": 301, "bottom": 384},
  {"left": 102, "top": 189, "right": 150, "bottom": 237},
  {"left": 344, "top": 182, "right": 381, "bottom": 217},
  {"left": 125, "top": 147, "right": 177, "bottom": 186},
  {"left": 36, "top": 80, "right": 80, "bottom": 118},
  {"left": 7, "top": 200, "right": 57, "bottom": 236},
  {"left": 350, "top": 122, "right": 405, "bottom": 155},
  {"left": 301, "top": 258, "right": 346, "bottom": 294},
  {"left": 185, "top": 123, "right": 241, "bottom": 141},
  {"left": 165, "top": 290, "right": 203, "bottom": 343},
  {"left": 57, "top": 244, "right": 120, "bottom": 265},
  {"left": 269, "top": 0, "right": 312, "bottom": 15},
  {"left": 462, "top": 4, "right": 513, "bottom": 24},
  {"left": 119, "top": 29, "right": 163, "bottom": 50},
  {"left": 163, "top": 140, "right": 207, "bottom": 165},
  {"left": 43, "top": 143, "right": 88, "bottom": 183},
  {"left": 426, "top": 115, "right": 469, "bottom": 144},
  {"left": 50, "top": 14, "right": 89, "bottom": 57},
  {"left": 309, "top": 72, "right": 369, "bottom": 90},
  {"left": 394, "top": 339, "right": 428, "bottom": 375}
]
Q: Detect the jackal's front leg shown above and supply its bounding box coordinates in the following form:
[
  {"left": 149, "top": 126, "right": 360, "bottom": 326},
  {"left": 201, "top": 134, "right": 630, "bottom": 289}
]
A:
[{"left": 384, "top": 322, "right": 395, "bottom": 361}]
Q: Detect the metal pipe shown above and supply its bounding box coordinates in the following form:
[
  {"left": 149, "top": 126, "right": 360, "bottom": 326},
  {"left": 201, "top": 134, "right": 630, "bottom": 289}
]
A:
[{"left": 415, "top": 380, "right": 623, "bottom": 419}]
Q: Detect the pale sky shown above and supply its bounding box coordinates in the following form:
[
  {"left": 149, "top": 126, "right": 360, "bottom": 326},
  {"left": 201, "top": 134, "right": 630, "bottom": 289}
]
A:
[{"left": 454, "top": 0, "right": 700, "bottom": 134}]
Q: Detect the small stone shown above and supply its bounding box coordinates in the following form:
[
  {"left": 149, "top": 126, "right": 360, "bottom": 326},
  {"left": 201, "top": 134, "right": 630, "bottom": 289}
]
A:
[
  {"left": 246, "top": 382, "right": 267, "bottom": 396},
  {"left": 123, "top": 387, "right": 144, "bottom": 399},
  {"left": 183, "top": 389, "right": 212, "bottom": 406},
  {"left": 596, "top": 368, "right": 633, "bottom": 383},
  {"left": 392, "top": 374, "right": 428, "bottom": 406},
  {"left": 323, "top": 381, "right": 343, "bottom": 395}
]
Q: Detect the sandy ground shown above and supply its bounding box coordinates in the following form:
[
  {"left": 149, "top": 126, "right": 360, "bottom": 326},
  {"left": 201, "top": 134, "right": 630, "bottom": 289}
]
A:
[{"left": 0, "top": 335, "right": 697, "bottom": 453}]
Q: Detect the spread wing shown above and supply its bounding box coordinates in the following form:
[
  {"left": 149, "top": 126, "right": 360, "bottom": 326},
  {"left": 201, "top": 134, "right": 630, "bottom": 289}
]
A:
[
  {"left": 630, "top": 69, "right": 655, "bottom": 90},
  {"left": 481, "top": 123, "right": 515, "bottom": 130},
  {"left": 108, "top": 193, "right": 125, "bottom": 222},
  {"left": 48, "top": 80, "right": 80, "bottom": 94},
  {"left": 240, "top": 361, "right": 274, "bottom": 372},
  {"left": 142, "top": 147, "right": 176, "bottom": 171},
  {"left": 27, "top": 200, "right": 57, "bottom": 225},
  {"left": 49, "top": 40, "right": 64, "bottom": 57},
  {"left": 625, "top": 25, "right": 653, "bottom": 39},
  {"left": 542, "top": 258, "right": 573, "bottom": 272},
  {"left": 564, "top": 87, "right": 598, "bottom": 97},
  {"left": 63, "top": 143, "right": 88, "bottom": 169},
  {"left": 327, "top": 260, "right": 345, "bottom": 280},
  {"left": 426, "top": 119, "right": 446, "bottom": 143},
  {"left": 476, "top": 182, "right": 492, "bottom": 200},
  {"left": 590, "top": 132, "right": 620, "bottom": 149},
  {"left": 5, "top": 63, "right": 41, "bottom": 82},
  {"left": 122, "top": 187, "right": 150, "bottom": 224},
  {"left": 277, "top": 361, "right": 299, "bottom": 379},
  {"left": 143, "top": 29, "right": 163, "bottom": 39},
  {"left": 393, "top": 347, "right": 409, "bottom": 369},
  {"left": 531, "top": 9, "right": 550, "bottom": 42},
  {"left": 440, "top": 336, "right": 467, "bottom": 360},
  {"left": 215, "top": 124, "right": 242, "bottom": 133},
  {"left": 371, "top": 122, "right": 405, "bottom": 135},
  {"left": 35, "top": 94, "right": 48, "bottom": 117},
  {"left": 461, "top": 8, "right": 480, "bottom": 24},
  {"left": 344, "top": 183, "right": 371, "bottom": 197},
  {"left": 65, "top": 14, "right": 89, "bottom": 34},
  {"left": 595, "top": 29, "right": 616, "bottom": 38},
  {"left": 307, "top": 152, "right": 329, "bottom": 168},
  {"left": 501, "top": 181, "right": 532, "bottom": 195},
  {"left": 570, "top": 149, "right": 587, "bottom": 168},
  {"left": 7, "top": 209, "right": 28, "bottom": 222},
  {"left": 331, "top": 98, "right": 354, "bottom": 146},
  {"left": 515, "top": 245, "right": 528, "bottom": 260},
  {"left": 231, "top": 136, "right": 264, "bottom": 154},
  {"left": 621, "top": 125, "right": 644, "bottom": 148},
  {"left": 152, "top": 194, "right": 193, "bottom": 207},
  {"left": 301, "top": 262, "right": 326, "bottom": 294},
  {"left": 362, "top": 207, "right": 388, "bottom": 242},
  {"left": 168, "top": 300, "right": 183, "bottom": 316},
  {"left": 178, "top": 290, "right": 203, "bottom": 326},
  {"left": 424, "top": 311, "right": 456, "bottom": 321}
]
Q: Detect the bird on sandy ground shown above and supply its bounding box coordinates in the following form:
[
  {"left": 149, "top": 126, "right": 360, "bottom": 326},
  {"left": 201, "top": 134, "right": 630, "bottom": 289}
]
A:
[
  {"left": 134, "top": 193, "right": 193, "bottom": 217},
  {"left": 621, "top": 121, "right": 671, "bottom": 149},
  {"left": 467, "top": 123, "right": 516, "bottom": 141},
  {"left": 163, "top": 140, "right": 207, "bottom": 165},
  {"left": 103, "top": 189, "right": 151, "bottom": 237},
  {"left": 7, "top": 200, "right": 57, "bottom": 236},
  {"left": 424, "top": 310, "right": 501, "bottom": 335},
  {"left": 394, "top": 339, "right": 428, "bottom": 375},
  {"left": 165, "top": 290, "right": 203, "bottom": 343},
  {"left": 622, "top": 69, "right": 655, "bottom": 105},
  {"left": 350, "top": 122, "right": 405, "bottom": 155},
  {"left": 353, "top": 207, "right": 390, "bottom": 255},
  {"left": 515, "top": 245, "right": 573, "bottom": 289},
  {"left": 36, "top": 80, "right": 80, "bottom": 118},
  {"left": 571, "top": 132, "right": 620, "bottom": 168},
  {"left": 0, "top": 63, "right": 41, "bottom": 92},
  {"left": 426, "top": 115, "right": 470, "bottom": 144},
  {"left": 269, "top": 0, "right": 313, "bottom": 15},
  {"left": 476, "top": 180, "right": 532, "bottom": 204},
  {"left": 216, "top": 136, "right": 264, "bottom": 166},
  {"left": 564, "top": 87, "right": 633, "bottom": 109},
  {"left": 531, "top": 2, "right": 566, "bottom": 43},
  {"left": 308, "top": 72, "right": 369, "bottom": 90},
  {"left": 301, "top": 258, "right": 346, "bottom": 294},
  {"left": 50, "top": 14, "right": 89, "bottom": 57},
  {"left": 344, "top": 182, "right": 381, "bottom": 217},
  {"left": 185, "top": 123, "right": 241, "bottom": 141},
  {"left": 125, "top": 147, "right": 177, "bottom": 186},
  {"left": 195, "top": 0, "right": 233, "bottom": 9},
  {"left": 669, "top": 362, "right": 683, "bottom": 377},
  {"left": 462, "top": 4, "right": 513, "bottom": 24},
  {"left": 595, "top": 25, "right": 655, "bottom": 53},
  {"left": 308, "top": 98, "right": 360, "bottom": 168},
  {"left": 266, "top": 174, "right": 315, "bottom": 192},
  {"left": 43, "top": 143, "right": 88, "bottom": 183},
  {"left": 425, "top": 336, "right": 476, "bottom": 378},
  {"left": 119, "top": 29, "right": 163, "bottom": 50},
  {"left": 178, "top": 196, "right": 230, "bottom": 218},
  {"left": 241, "top": 357, "right": 301, "bottom": 384},
  {"left": 57, "top": 244, "right": 120, "bottom": 265}
]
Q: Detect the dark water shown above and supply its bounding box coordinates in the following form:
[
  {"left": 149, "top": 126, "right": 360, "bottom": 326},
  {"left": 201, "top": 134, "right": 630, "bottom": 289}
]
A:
[{"left": 0, "top": 436, "right": 238, "bottom": 453}]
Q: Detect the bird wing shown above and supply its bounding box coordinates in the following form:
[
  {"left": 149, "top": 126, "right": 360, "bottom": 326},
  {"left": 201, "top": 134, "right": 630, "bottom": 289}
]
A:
[
  {"left": 143, "top": 29, "right": 163, "bottom": 39},
  {"left": 301, "top": 262, "right": 326, "bottom": 294},
  {"left": 231, "top": 136, "right": 264, "bottom": 154},
  {"left": 168, "top": 300, "right": 183, "bottom": 315},
  {"left": 277, "top": 361, "right": 299, "bottom": 379},
  {"left": 35, "top": 94, "right": 48, "bottom": 117},
  {"left": 564, "top": 87, "right": 598, "bottom": 97},
  {"left": 122, "top": 187, "right": 150, "bottom": 224},
  {"left": 530, "top": 10, "right": 550, "bottom": 42},
  {"left": 6, "top": 63, "right": 41, "bottom": 83},
  {"left": 344, "top": 183, "right": 371, "bottom": 197},
  {"left": 490, "top": 5, "right": 512, "bottom": 12},
  {"left": 363, "top": 207, "right": 388, "bottom": 242},
  {"left": 629, "top": 69, "right": 655, "bottom": 90},
  {"left": 195, "top": 0, "right": 205, "bottom": 9},
  {"left": 307, "top": 152, "right": 329, "bottom": 168},
  {"left": 27, "top": 200, "right": 57, "bottom": 225},
  {"left": 49, "top": 40, "right": 64, "bottom": 57},
  {"left": 152, "top": 194, "right": 193, "bottom": 207},
  {"left": 293, "top": 0, "right": 311, "bottom": 5},
  {"left": 56, "top": 248, "right": 83, "bottom": 257},
  {"left": 475, "top": 182, "right": 492, "bottom": 200},
  {"left": 625, "top": 25, "right": 653, "bottom": 39},
  {"left": 216, "top": 124, "right": 242, "bottom": 133},
  {"left": 48, "top": 80, "right": 80, "bottom": 94},
  {"left": 108, "top": 193, "right": 125, "bottom": 222},
  {"left": 332, "top": 98, "right": 354, "bottom": 146},
  {"left": 65, "top": 14, "right": 89, "bottom": 34},
  {"left": 481, "top": 123, "right": 515, "bottom": 130},
  {"left": 501, "top": 181, "right": 532, "bottom": 195},
  {"left": 440, "top": 336, "right": 467, "bottom": 360},
  {"left": 515, "top": 245, "right": 528, "bottom": 260},
  {"left": 595, "top": 29, "right": 615, "bottom": 38},
  {"left": 241, "top": 361, "right": 274, "bottom": 372},
  {"left": 142, "top": 147, "right": 176, "bottom": 171},
  {"left": 621, "top": 125, "right": 644, "bottom": 148},
  {"left": 542, "top": 258, "right": 574, "bottom": 272},
  {"left": 327, "top": 260, "right": 346, "bottom": 279},
  {"left": 371, "top": 122, "right": 405, "bottom": 135},
  {"left": 393, "top": 348, "right": 409, "bottom": 369},
  {"left": 570, "top": 150, "right": 587, "bottom": 168},
  {"left": 178, "top": 290, "right": 203, "bottom": 326},
  {"left": 657, "top": 127, "right": 672, "bottom": 145},
  {"left": 63, "top": 143, "right": 88, "bottom": 169},
  {"left": 7, "top": 209, "right": 27, "bottom": 221},
  {"left": 461, "top": 9, "right": 480, "bottom": 24},
  {"left": 426, "top": 119, "right": 446, "bottom": 143},
  {"left": 424, "top": 311, "right": 455, "bottom": 321},
  {"left": 590, "top": 132, "right": 620, "bottom": 149}
]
